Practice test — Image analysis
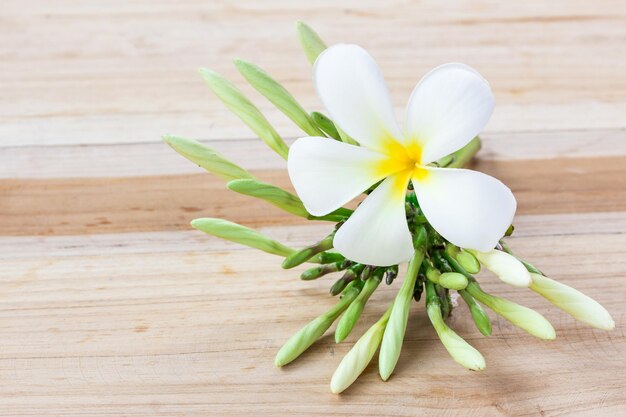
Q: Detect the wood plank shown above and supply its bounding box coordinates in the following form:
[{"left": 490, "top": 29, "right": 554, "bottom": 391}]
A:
[
  {"left": 2, "top": 1, "right": 626, "bottom": 146},
  {"left": 0, "top": 230, "right": 623, "bottom": 416},
  {"left": 2, "top": 155, "right": 626, "bottom": 236}
]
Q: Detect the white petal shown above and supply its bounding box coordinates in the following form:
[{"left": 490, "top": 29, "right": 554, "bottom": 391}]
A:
[
  {"left": 404, "top": 63, "right": 495, "bottom": 164},
  {"left": 334, "top": 173, "right": 413, "bottom": 266},
  {"left": 314, "top": 44, "right": 402, "bottom": 152},
  {"left": 413, "top": 167, "right": 516, "bottom": 252},
  {"left": 469, "top": 249, "right": 531, "bottom": 287},
  {"left": 288, "top": 137, "right": 387, "bottom": 216}
]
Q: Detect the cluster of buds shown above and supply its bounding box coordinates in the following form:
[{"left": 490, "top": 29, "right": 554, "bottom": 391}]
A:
[{"left": 165, "top": 22, "right": 614, "bottom": 394}]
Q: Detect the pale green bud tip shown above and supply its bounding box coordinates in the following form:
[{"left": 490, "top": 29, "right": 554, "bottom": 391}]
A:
[
  {"left": 438, "top": 272, "right": 469, "bottom": 290},
  {"left": 274, "top": 316, "right": 331, "bottom": 367},
  {"left": 530, "top": 273, "right": 614, "bottom": 331},
  {"left": 330, "top": 321, "right": 386, "bottom": 394},
  {"left": 439, "top": 328, "right": 486, "bottom": 371},
  {"left": 470, "top": 249, "right": 531, "bottom": 287},
  {"left": 296, "top": 21, "right": 327, "bottom": 65},
  {"left": 456, "top": 251, "right": 481, "bottom": 274}
]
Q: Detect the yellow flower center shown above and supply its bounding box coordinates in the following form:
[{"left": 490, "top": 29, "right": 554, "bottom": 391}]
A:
[{"left": 374, "top": 136, "right": 429, "bottom": 196}]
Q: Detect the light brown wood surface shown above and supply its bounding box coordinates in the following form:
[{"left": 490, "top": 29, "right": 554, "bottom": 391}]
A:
[{"left": 2, "top": 1, "right": 626, "bottom": 416}]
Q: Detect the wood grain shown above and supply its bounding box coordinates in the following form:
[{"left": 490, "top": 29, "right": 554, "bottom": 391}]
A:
[{"left": 1, "top": 1, "right": 625, "bottom": 416}]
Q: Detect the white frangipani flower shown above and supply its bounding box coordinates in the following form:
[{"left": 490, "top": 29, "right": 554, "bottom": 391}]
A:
[{"left": 288, "top": 44, "right": 516, "bottom": 266}]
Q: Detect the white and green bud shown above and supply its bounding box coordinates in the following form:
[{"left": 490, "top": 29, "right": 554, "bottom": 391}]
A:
[
  {"left": 163, "top": 135, "right": 253, "bottom": 181},
  {"left": 275, "top": 283, "right": 360, "bottom": 367},
  {"left": 468, "top": 249, "right": 531, "bottom": 287},
  {"left": 530, "top": 273, "right": 614, "bottom": 330},
  {"left": 335, "top": 273, "right": 382, "bottom": 342},
  {"left": 438, "top": 272, "right": 469, "bottom": 290},
  {"left": 198, "top": 68, "right": 289, "bottom": 159},
  {"left": 426, "top": 282, "right": 485, "bottom": 371},
  {"left": 330, "top": 305, "right": 392, "bottom": 394},
  {"left": 227, "top": 179, "right": 309, "bottom": 218},
  {"left": 379, "top": 248, "right": 425, "bottom": 381},
  {"left": 466, "top": 281, "right": 556, "bottom": 340},
  {"left": 234, "top": 59, "right": 324, "bottom": 137},
  {"left": 191, "top": 218, "right": 294, "bottom": 257},
  {"left": 296, "top": 21, "right": 327, "bottom": 65}
]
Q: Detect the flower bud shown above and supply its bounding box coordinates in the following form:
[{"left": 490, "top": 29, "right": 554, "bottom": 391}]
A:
[
  {"left": 456, "top": 250, "right": 481, "bottom": 274},
  {"left": 198, "top": 68, "right": 289, "bottom": 159},
  {"left": 296, "top": 21, "right": 327, "bottom": 65},
  {"left": 466, "top": 281, "right": 555, "bottom": 340},
  {"left": 438, "top": 272, "right": 469, "bottom": 290},
  {"left": 191, "top": 218, "right": 294, "bottom": 257},
  {"left": 530, "top": 273, "right": 614, "bottom": 330},
  {"left": 227, "top": 179, "right": 309, "bottom": 218},
  {"left": 379, "top": 249, "right": 425, "bottom": 381},
  {"left": 330, "top": 305, "right": 392, "bottom": 394},
  {"left": 459, "top": 290, "right": 492, "bottom": 336},
  {"left": 275, "top": 283, "right": 360, "bottom": 367},
  {"left": 234, "top": 59, "right": 324, "bottom": 137},
  {"left": 163, "top": 135, "right": 253, "bottom": 181},
  {"left": 282, "top": 234, "right": 334, "bottom": 269},
  {"left": 426, "top": 297, "right": 486, "bottom": 371},
  {"left": 300, "top": 262, "right": 345, "bottom": 281},
  {"left": 468, "top": 249, "right": 531, "bottom": 287},
  {"left": 311, "top": 111, "right": 341, "bottom": 140},
  {"left": 335, "top": 274, "right": 382, "bottom": 342}
]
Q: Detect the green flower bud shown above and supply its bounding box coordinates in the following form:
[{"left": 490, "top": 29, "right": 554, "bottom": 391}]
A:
[
  {"left": 530, "top": 273, "right": 614, "bottom": 330},
  {"left": 466, "top": 281, "right": 556, "bottom": 340},
  {"left": 335, "top": 273, "right": 382, "bottom": 342},
  {"left": 468, "top": 249, "right": 531, "bottom": 288},
  {"left": 163, "top": 135, "right": 253, "bottom": 181},
  {"left": 456, "top": 250, "right": 481, "bottom": 274},
  {"left": 198, "top": 68, "right": 289, "bottom": 159},
  {"left": 227, "top": 179, "right": 309, "bottom": 218},
  {"left": 379, "top": 248, "right": 425, "bottom": 381},
  {"left": 438, "top": 272, "right": 469, "bottom": 290},
  {"left": 459, "top": 290, "right": 492, "bottom": 336},
  {"left": 296, "top": 21, "right": 327, "bottom": 65},
  {"left": 282, "top": 234, "right": 334, "bottom": 269},
  {"left": 310, "top": 111, "right": 341, "bottom": 140},
  {"left": 191, "top": 218, "right": 294, "bottom": 257},
  {"left": 330, "top": 304, "right": 393, "bottom": 394},
  {"left": 234, "top": 59, "right": 324, "bottom": 137},
  {"left": 275, "top": 282, "right": 360, "bottom": 367},
  {"left": 300, "top": 261, "right": 346, "bottom": 281},
  {"left": 426, "top": 282, "right": 485, "bottom": 371}
]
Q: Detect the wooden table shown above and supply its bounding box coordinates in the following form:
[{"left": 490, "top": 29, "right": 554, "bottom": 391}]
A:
[{"left": 2, "top": 1, "right": 625, "bottom": 415}]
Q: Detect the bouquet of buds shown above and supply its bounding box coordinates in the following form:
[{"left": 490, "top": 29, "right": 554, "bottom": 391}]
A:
[{"left": 164, "top": 22, "right": 614, "bottom": 394}]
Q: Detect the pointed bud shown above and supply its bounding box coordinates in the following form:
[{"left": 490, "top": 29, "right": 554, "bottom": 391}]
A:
[
  {"left": 198, "top": 68, "right": 289, "bottom": 159},
  {"left": 466, "top": 281, "right": 556, "bottom": 340},
  {"left": 300, "top": 262, "right": 345, "bottom": 281},
  {"left": 438, "top": 272, "right": 469, "bottom": 290},
  {"left": 163, "top": 135, "right": 253, "bottom": 181},
  {"left": 379, "top": 249, "right": 425, "bottom": 381},
  {"left": 335, "top": 274, "right": 382, "bottom": 342},
  {"left": 459, "top": 290, "right": 492, "bottom": 336},
  {"left": 275, "top": 283, "right": 360, "bottom": 367},
  {"left": 310, "top": 111, "right": 341, "bottom": 140},
  {"left": 296, "top": 21, "right": 327, "bottom": 65},
  {"left": 330, "top": 305, "right": 392, "bottom": 394},
  {"left": 530, "top": 273, "right": 614, "bottom": 330},
  {"left": 227, "top": 179, "right": 309, "bottom": 218},
  {"left": 426, "top": 295, "right": 485, "bottom": 370},
  {"left": 191, "top": 218, "right": 294, "bottom": 257},
  {"left": 468, "top": 249, "right": 531, "bottom": 287},
  {"left": 282, "top": 235, "right": 334, "bottom": 269},
  {"left": 234, "top": 59, "right": 324, "bottom": 137}
]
